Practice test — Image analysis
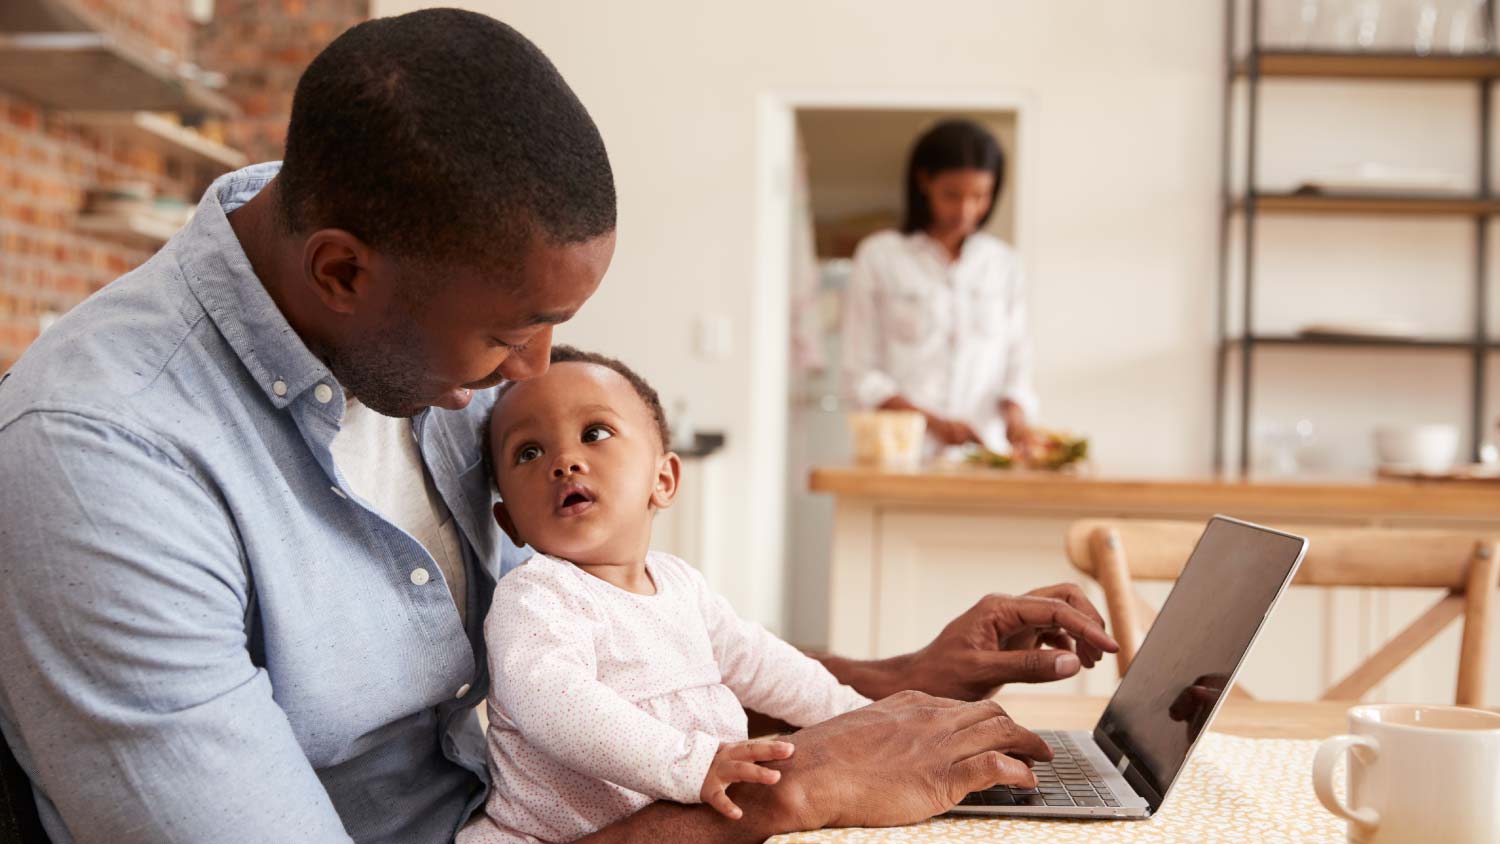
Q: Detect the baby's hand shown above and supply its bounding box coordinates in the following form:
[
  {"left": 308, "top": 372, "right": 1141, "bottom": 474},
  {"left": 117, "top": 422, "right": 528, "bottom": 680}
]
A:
[{"left": 700, "top": 739, "right": 796, "bottom": 820}]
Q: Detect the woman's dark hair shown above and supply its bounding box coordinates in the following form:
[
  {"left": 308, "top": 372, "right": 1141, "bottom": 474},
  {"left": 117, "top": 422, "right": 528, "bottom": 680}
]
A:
[
  {"left": 900, "top": 119, "right": 1005, "bottom": 234},
  {"left": 278, "top": 9, "right": 615, "bottom": 273}
]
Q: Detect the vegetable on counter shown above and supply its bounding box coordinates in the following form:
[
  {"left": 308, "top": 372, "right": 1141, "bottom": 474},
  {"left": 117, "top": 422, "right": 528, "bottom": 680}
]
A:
[{"left": 964, "top": 429, "right": 1089, "bottom": 471}]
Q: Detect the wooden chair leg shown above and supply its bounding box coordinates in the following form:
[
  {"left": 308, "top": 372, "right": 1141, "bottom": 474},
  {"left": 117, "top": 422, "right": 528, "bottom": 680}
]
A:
[
  {"left": 1458, "top": 541, "right": 1500, "bottom": 706},
  {"left": 1090, "top": 527, "right": 1141, "bottom": 678}
]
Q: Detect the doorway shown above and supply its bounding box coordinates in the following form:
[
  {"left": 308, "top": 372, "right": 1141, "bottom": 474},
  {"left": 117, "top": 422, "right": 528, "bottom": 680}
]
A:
[{"left": 753, "top": 94, "right": 1030, "bottom": 647}]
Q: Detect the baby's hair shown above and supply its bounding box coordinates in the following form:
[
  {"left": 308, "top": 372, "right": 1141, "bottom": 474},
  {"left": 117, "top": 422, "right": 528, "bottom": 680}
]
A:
[{"left": 484, "top": 345, "right": 673, "bottom": 481}]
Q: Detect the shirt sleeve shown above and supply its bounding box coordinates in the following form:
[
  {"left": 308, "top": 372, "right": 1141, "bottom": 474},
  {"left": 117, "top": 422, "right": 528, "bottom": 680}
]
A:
[
  {"left": 840, "top": 240, "right": 902, "bottom": 409},
  {"left": 486, "top": 564, "right": 720, "bottom": 805},
  {"left": 996, "top": 254, "right": 1039, "bottom": 419},
  {"left": 0, "top": 412, "right": 353, "bottom": 843},
  {"left": 685, "top": 562, "right": 870, "bottom": 727}
]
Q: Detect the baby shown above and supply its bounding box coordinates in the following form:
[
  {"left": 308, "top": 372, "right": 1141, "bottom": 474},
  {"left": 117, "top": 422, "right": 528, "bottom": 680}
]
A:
[{"left": 459, "top": 346, "right": 870, "bottom": 844}]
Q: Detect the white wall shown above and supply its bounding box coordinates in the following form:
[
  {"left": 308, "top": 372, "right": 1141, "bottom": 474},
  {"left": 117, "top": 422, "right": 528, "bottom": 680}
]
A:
[
  {"left": 375, "top": 0, "right": 1229, "bottom": 630},
  {"left": 797, "top": 108, "right": 1018, "bottom": 248}
]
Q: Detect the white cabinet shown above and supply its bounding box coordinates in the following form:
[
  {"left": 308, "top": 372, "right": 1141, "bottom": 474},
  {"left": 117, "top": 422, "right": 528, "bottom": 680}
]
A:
[{"left": 823, "top": 486, "right": 1500, "bottom": 705}]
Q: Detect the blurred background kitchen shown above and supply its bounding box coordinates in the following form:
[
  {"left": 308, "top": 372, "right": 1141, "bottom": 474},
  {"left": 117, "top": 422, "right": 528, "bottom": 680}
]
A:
[{"left": 3, "top": 0, "right": 1498, "bottom": 705}]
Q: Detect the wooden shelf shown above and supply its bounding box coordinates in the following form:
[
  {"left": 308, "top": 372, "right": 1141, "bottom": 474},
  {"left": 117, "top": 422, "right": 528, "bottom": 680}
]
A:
[
  {"left": 0, "top": 0, "right": 91, "bottom": 33},
  {"left": 1235, "top": 192, "right": 1500, "bottom": 216},
  {"left": 0, "top": 32, "right": 235, "bottom": 115},
  {"left": 1237, "top": 50, "right": 1500, "bottom": 80},
  {"left": 73, "top": 210, "right": 183, "bottom": 247},
  {"left": 1225, "top": 334, "right": 1477, "bottom": 351},
  {"left": 62, "top": 111, "right": 246, "bottom": 170}
]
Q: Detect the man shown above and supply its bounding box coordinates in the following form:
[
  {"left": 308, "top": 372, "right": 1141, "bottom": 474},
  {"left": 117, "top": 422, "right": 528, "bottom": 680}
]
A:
[{"left": 0, "top": 9, "right": 1116, "bottom": 843}]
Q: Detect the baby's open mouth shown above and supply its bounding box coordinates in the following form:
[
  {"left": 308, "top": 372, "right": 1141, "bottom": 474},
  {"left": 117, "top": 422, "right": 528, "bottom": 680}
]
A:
[{"left": 556, "top": 483, "right": 596, "bottom": 516}]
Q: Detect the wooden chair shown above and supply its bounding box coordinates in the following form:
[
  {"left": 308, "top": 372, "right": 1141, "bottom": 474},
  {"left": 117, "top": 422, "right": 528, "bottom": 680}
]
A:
[{"left": 1064, "top": 519, "right": 1500, "bottom": 706}]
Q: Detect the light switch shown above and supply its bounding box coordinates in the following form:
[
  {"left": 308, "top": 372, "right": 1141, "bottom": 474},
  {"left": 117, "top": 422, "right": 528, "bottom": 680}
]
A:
[{"left": 694, "top": 314, "right": 732, "bottom": 360}]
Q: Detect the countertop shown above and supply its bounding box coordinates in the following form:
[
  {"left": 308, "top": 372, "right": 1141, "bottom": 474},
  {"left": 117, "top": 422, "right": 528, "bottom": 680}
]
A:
[{"left": 809, "top": 464, "right": 1500, "bottom": 522}]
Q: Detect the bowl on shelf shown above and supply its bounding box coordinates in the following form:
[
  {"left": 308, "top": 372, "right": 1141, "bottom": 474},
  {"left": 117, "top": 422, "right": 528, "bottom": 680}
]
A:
[{"left": 1373, "top": 424, "right": 1460, "bottom": 473}]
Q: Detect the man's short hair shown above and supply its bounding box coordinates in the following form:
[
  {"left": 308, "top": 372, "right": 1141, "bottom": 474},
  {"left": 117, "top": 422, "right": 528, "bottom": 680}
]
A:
[{"left": 277, "top": 8, "right": 616, "bottom": 272}]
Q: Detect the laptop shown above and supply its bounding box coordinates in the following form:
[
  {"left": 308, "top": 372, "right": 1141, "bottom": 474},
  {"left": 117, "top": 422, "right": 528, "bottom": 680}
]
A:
[{"left": 951, "top": 515, "right": 1308, "bottom": 819}]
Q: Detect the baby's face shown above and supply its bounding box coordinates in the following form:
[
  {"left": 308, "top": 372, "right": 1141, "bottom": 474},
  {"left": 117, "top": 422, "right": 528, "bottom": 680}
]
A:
[{"left": 489, "top": 362, "right": 676, "bottom": 566}]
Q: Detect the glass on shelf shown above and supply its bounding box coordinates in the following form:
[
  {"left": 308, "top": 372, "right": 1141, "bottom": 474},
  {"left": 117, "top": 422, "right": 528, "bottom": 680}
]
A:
[
  {"left": 1445, "top": 0, "right": 1492, "bottom": 52},
  {"left": 1409, "top": 0, "right": 1491, "bottom": 53},
  {"left": 1261, "top": 0, "right": 1330, "bottom": 48},
  {"left": 1263, "top": 0, "right": 1495, "bottom": 53},
  {"left": 1255, "top": 418, "right": 1319, "bottom": 477}
]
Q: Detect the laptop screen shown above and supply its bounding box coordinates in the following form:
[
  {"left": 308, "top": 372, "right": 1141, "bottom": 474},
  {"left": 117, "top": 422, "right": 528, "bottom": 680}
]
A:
[{"left": 1094, "top": 517, "right": 1306, "bottom": 810}]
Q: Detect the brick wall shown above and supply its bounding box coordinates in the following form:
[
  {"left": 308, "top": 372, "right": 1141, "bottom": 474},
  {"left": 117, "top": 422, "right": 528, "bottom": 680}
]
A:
[
  {"left": 0, "top": 94, "right": 194, "bottom": 368},
  {"left": 0, "top": 0, "right": 369, "bottom": 373},
  {"left": 199, "top": 0, "right": 370, "bottom": 165}
]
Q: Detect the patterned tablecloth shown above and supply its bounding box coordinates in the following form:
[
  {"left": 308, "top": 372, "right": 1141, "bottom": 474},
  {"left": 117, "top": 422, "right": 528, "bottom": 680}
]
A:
[{"left": 770, "top": 733, "right": 1347, "bottom": 843}]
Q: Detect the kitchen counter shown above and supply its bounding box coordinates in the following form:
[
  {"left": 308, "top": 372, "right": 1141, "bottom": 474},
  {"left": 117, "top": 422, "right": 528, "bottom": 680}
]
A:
[
  {"left": 808, "top": 463, "right": 1500, "bottom": 703},
  {"left": 809, "top": 464, "right": 1500, "bottom": 522}
]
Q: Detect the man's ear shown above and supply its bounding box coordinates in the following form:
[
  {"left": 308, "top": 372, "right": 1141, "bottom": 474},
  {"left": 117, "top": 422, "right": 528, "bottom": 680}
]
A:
[
  {"left": 303, "top": 229, "right": 377, "bottom": 316},
  {"left": 650, "top": 452, "right": 682, "bottom": 510},
  {"left": 493, "top": 500, "right": 524, "bottom": 548}
]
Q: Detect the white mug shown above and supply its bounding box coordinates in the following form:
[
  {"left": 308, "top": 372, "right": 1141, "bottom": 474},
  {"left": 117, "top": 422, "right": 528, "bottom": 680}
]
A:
[{"left": 1313, "top": 703, "right": 1500, "bottom": 843}]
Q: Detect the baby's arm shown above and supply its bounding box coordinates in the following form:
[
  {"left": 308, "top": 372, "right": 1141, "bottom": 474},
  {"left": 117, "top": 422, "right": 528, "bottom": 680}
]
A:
[
  {"left": 688, "top": 564, "right": 872, "bottom": 726},
  {"left": 488, "top": 567, "right": 780, "bottom": 808},
  {"left": 700, "top": 739, "right": 794, "bottom": 819}
]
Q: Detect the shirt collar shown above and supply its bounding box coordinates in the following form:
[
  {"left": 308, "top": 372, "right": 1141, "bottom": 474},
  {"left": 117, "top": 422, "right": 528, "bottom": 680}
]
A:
[
  {"left": 178, "top": 162, "right": 337, "bottom": 411},
  {"left": 908, "top": 229, "right": 983, "bottom": 268}
]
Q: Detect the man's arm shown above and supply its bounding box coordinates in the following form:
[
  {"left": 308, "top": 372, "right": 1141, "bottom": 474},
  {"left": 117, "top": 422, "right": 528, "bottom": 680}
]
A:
[
  {"left": 815, "top": 586, "right": 1119, "bottom": 702},
  {"left": 0, "top": 413, "right": 352, "bottom": 843}
]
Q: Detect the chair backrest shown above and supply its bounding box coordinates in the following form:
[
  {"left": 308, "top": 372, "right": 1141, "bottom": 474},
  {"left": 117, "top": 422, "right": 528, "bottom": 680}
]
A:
[
  {"left": 0, "top": 730, "right": 47, "bottom": 844},
  {"left": 1064, "top": 519, "right": 1500, "bottom": 706}
]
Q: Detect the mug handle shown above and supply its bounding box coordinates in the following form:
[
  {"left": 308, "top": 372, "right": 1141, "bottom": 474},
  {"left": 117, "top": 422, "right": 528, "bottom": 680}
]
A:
[{"left": 1312, "top": 734, "right": 1381, "bottom": 833}]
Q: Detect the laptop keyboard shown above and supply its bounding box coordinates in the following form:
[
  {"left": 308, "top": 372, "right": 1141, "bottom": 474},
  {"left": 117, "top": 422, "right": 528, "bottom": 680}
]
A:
[{"left": 958, "top": 731, "right": 1123, "bottom": 809}]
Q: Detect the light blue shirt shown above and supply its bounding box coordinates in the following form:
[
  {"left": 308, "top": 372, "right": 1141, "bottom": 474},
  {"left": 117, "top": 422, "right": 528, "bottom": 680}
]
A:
[{"left": 0, "top": 163, "right": 528, "bottom": 843}]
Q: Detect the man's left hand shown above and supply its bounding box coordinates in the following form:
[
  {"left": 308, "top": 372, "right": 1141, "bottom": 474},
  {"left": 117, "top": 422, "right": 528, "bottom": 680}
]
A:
[{"left": 897, "top": 585, "right": 1120, "bottom": 701}]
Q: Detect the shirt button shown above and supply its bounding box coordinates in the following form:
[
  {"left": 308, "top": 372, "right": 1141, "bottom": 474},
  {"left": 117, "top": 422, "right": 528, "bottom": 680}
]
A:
[
  {"left": 455, "top": 684, "right": 471, "bottom": 699},
  {"left": 271, "top": 379, "right": 287, "bottom": 397},
  {"left": 314, "top": 383, "right": 334, "bottom": 403},
  {"left": 410, "top": 567, "right": 430, "bottom": 586}
]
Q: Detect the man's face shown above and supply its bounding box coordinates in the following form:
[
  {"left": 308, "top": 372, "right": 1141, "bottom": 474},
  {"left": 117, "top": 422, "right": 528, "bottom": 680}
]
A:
[
  {"left": 489, "top": 361, "right": 672, "bottom": 566},
  {"left": 918, "top": 168, "right": 995, "bottom": 239},
  {"left": 331, "top": 231, "right": 615, "bottom": 417}
]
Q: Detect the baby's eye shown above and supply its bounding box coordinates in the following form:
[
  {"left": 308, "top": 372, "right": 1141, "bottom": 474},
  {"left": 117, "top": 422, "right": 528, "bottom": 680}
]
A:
[
  {"left": 516, "top": 444, "right": 542, "bottom": 465},
  {"left": 582, "top": 425, "right": 613, "bottom": 444}
]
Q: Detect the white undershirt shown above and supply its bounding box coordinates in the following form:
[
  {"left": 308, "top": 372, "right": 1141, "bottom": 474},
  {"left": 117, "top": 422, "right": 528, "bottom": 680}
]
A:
[{"left": 330, "top": 396, "right": 468, "bottom": 628}]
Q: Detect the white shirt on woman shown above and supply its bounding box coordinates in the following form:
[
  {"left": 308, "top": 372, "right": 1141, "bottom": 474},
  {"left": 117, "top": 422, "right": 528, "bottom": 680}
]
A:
[
  {"left": 841, "top": 229, "right": 1038, "bottom": 451},
  {"left": 459, "top": 551, "right": 870, "bottom": 843}
]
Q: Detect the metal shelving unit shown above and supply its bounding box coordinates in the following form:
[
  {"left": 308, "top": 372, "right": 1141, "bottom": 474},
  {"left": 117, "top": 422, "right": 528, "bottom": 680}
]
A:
[{"left": 1215, "top": 0, "right": 1499, "bottom": 474}]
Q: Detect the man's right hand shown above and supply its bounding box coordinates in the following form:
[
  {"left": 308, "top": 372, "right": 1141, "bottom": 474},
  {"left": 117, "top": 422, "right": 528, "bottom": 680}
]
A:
[{"left": 756, "top": 692, "right": 1051, "bottom": 831}]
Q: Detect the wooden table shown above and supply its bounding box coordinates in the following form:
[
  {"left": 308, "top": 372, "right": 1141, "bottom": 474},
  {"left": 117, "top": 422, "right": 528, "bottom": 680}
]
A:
[
  {"left": 770, "top": 695, "right": 1499, "bottom": 843},
  {"left": 809, "top": 464, "right": 1500, "bottom": 702}
]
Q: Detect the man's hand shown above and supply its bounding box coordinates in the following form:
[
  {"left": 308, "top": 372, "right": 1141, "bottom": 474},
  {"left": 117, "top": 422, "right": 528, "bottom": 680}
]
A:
[
  {"left": 700, "top": 739, "right": 795, "bottom": 820},
  {"left": 898, "top": 585, "right": 1119, "bottom": 701},
  {"left": 761, "top": 692, "right": 1051, "bottom": 830}
]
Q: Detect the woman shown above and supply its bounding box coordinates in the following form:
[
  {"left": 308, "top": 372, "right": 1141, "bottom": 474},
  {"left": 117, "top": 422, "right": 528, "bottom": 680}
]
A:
[{"left": 842, "top": 118, "right": 1039, "bottom": 455}]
